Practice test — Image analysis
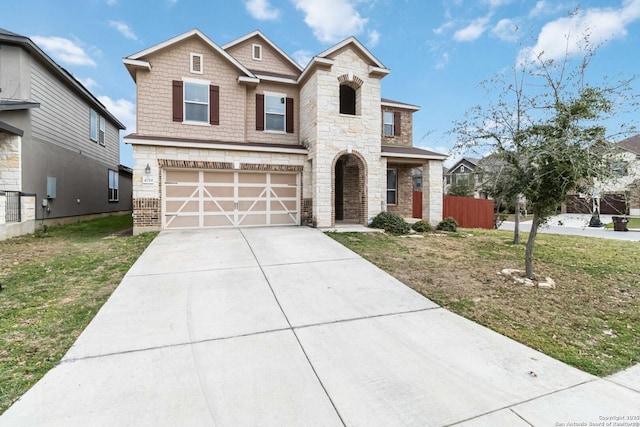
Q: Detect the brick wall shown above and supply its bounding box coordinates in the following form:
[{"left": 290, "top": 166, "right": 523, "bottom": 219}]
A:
[
  {"left": 387, "top": 165, "right": 413, "bottom": 218},
  {"left": 381, "top": 107, "right": 413, "bottom": 147},
  {"left": 133, "top": 198, "right": 160, "bottom": 230}
]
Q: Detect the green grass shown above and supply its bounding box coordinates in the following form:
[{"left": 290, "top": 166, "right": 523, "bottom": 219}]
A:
[
  {"left": 0, "top": 215, "right": 157, "bottom": 414},
  {"left": 329, "top": 230, "right": 640, "bottom": 376}
]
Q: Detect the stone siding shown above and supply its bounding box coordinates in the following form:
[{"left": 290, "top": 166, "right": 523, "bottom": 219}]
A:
[{"left": 0, "top": 133, "right": 21, "bottom": 191}]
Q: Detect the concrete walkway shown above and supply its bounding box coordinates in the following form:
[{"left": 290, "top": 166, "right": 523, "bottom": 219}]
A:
[{"left": 1, "top": 227, "right": 639, "bottom": 426}]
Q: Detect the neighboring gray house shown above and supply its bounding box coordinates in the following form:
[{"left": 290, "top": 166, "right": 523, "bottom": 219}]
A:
[
  {"left": 0, "top": 28, "right": 131, "bottom": 238},
  {"left": 443, "top": 157, "right": 481, "bottom": 196}
]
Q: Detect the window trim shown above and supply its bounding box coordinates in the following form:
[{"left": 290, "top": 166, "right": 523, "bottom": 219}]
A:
[
  {"left": 190, "top": 52, "right": 204, "bottom": 74},
  {"left": 90, "top": 109, "right": 98, "bottom": 142},
  {"left": 383, "top": 111, "right": 394, "bottom": 136},
  {"left": 252, "top": 44, "right": 262, "bottom": 61},
  {"left": 264, "top": 91, "right": 286, "bottom": 133},
  {"left": 98, "top": 116, "right": 106, "bottom": 146},
  {"left": 182, "top": 78, "right": 210, "bottom": 125},
  {"left": 386, "top": 168, "right": 398, "bottom": 205},
  {"left": 108, "top": 169, "right": 119, "bottom": 202}
]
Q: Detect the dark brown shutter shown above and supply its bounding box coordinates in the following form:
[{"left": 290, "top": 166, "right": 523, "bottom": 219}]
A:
[
  {"left": 394, "top": 112, "right": 401, "bottom": 136},
  {"left": 256, "top": 93, "right": 264, "bottom": 131},
  {"left": 286, "top": 98, "right": 294, "bottom": 134},
  {"left": 172, "top": 80, "right": 183, "bottom": 122},
  {"left": 210, "top": 85, "right": 219, "bottom": 125}
]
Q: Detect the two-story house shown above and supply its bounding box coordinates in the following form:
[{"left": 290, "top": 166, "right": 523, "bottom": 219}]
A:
[
  {"left": 123, "top": 29, "right": 445, "bottom": 233},
  {"left": 0, "top": 28, "right": 131, "bottom": 239}
]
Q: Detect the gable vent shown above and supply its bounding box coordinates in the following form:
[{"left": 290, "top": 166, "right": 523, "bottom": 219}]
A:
[{"left": 190, "top": 53, "right": 203, "bottom": 74}]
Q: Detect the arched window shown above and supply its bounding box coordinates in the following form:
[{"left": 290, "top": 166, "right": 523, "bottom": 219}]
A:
[{"left": 340, "top": 85, "right": 356, "bottom": 115}]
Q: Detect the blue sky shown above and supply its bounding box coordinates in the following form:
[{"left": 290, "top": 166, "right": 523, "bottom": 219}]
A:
[{"left": 4, "top": 0, "right": 640, "bottom": 167}]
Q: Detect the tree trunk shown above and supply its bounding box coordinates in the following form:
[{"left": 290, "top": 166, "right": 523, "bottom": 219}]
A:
[
  {"left": 513, "top": 195, "right": 520, "bottom": 245},
  {"left": 525, "top": 212, "right": 540, "bottom": 279}
]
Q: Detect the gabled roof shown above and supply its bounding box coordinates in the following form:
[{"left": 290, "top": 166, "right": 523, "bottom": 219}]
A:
[
  {"left": 0, "top": 28, "right": 125, "bottom": 129},
  {"left": 124, "top": 29, "right": 257, "bottom": 82},
  {"left": 316, "top": 36, "right": 386, "bottom": 69},
  {"left": 381, "top": 98, "right": 420, "bottom": 111},
  {"left": 222, "top": 30, "right": 303, "bottom": 73},
  {"left": 381, "top": 145, "right": 447, "bottom": 161},
  {"left": 616, "top": 134, "right": 640, "bottom": 155},
  {"left": 447, "top": 157, "right": 480, "bottom": 174}
]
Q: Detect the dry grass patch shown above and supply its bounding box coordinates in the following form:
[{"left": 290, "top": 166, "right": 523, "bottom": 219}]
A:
[
  {"left": 329, "top": 230, "right": 640, "bottom": 376},
  {"left": 0, "top": 216, "right": 156, "bottom": 414}
]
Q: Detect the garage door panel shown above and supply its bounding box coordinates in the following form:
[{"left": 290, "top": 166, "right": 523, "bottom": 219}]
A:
[
  {"left": 270, "top": 213, "right": 297, "bottom": 225},
  {"left": 271, "top": 174, "right": 297, "bottom": 185},
  {"left": 166, "top": 215, "right": 200, "bottom": 228},
  {"left": 271, "top": 187, "right": 297, "bottom": 198},
  {"left": 203, "top": 214, "right": 234, "bottom": 227},
  {"left": 166, "top": 170, "right": 199, "bottom": 182},
  {"left": 203, "top": 171, "right": 234, "bottom": 183},
  {"left": 204, "top": 186, "right": 234, "bottom": 197},
  {"left": 163, "top": 170, "right": 299, "bottom": 229}
]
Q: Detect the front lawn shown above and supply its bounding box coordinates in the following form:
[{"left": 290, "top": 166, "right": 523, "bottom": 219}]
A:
[
  {"left": 329, "top": 229, "right": 640, "bottom": 377},
  {"left": 0, "top": 215, "right": 156, "bottom": 414}
]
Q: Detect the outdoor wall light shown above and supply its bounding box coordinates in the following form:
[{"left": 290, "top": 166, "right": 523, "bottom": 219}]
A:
[{"left": 144, "top": 163, "right": 151, "bottom": 175}]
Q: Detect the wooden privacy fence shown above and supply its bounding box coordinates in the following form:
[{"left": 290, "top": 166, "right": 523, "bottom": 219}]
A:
[{"left": 443, "top": 195, "right": 494, "bottom": 229}]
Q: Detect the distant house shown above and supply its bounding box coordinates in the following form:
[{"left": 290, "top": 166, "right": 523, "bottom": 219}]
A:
[
  {"left": 566, "top": 134, "right": 640, "bottom": 216},
  {"left": 0, "top": 28, "right": 131, "bottom": 239},
  {"left": 122, "top": 29, "right": 445, "bottom": 233},
  {"left": 443, "top": 157, "right": 482, "bottom": 197}
]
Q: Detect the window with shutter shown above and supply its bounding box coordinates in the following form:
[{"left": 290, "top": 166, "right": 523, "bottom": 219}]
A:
[
  {"left": 393, "top": 112, "right": 401, "bottom": 137},
  {"left": 210, "top": 85, "right": 219, "bottom": 125},
  {"left": 172, "top": 80, "right": 183, "bottom": 122},
  {"left": 383, "top": 111, "right": 394, "bottom": 136}
]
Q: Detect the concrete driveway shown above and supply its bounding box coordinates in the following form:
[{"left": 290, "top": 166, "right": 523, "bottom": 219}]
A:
[{"left": 1, "top": 227, "right": 639, "bottom": 426}]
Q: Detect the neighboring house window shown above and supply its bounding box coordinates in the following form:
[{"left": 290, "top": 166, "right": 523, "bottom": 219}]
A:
[
  {"left": 255, "top": 93, "right": 294, "bottom": 133},
  {"left": 184, "top": 80, "right": 209, "bottom": 123},
  {"left": 383, "top": 111, "right": 394, "bottom": 136},
  {"left": 387, "top": 169, "right": 397, "bottom": 205},
  {"left": 190, "top": 53, "right": 203, "bottom": 74},
  {"left": 340, "top": 84, "right": 356, "bottom": 115},
  {"left": 454, "top": 173, "right": 472, "bottom": 187},
  {"left": 108, "top": 170, "right": 119, "bottom": 202},
  {"left": 611, "top": 160, "right": 627, "bottom": 177},
  {"left": 90, "top": 109, "right": 98, "bottom": 141},
  {"left": 172, "top": 80, "right": 219, "bottom": 125},
  {"left": 99, "top": 116, "right": 106, "bottom": 146},
  {"left": 252, "top": 44, "right": 262, "bottom": 61}
]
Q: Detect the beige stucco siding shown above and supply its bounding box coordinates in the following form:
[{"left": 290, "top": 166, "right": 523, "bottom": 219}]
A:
[
  {"left": 225, "top": 36, "right": 301, "bottom": 76},
  {"left": 136, "top": 37, "right": 247, "bottom": 142}
]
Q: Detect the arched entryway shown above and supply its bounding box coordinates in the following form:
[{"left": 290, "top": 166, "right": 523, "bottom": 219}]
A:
[{"left": 332, "top": 152, "right": 367, "bottom": 225}]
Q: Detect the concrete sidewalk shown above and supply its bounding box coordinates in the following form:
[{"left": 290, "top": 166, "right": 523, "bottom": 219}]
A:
[{"left": 1, "top": 227, "right": 639, "bottom": 426}]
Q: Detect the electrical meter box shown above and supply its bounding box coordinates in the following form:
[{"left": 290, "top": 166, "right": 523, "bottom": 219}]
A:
[{"left": 46, "top": 177, "right": 56, "bottom": 199}]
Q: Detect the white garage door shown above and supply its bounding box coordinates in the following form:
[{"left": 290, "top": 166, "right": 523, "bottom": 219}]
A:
[{"left": 163, "top": 170, "right": 299, "bottom": 229}]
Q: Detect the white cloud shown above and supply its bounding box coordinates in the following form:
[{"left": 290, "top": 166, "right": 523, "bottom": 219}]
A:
[
  {"left": 291, "top": 0, "right": 368, "bottom": 43},
  {"left": 522, "top": 0, "right": 640, "bottom": 62},
  {"left": 454, "top": 16, "right": 491, "bottom": 42},
  {"left": 491, "top": 18, "right": 519, "bottom": 42},
  {"left": 108, "top": 21, "right": 138, "bottom": 40},
  {"left": 433, "top": 20, "right": 455, "bottom": 35},
  {"left": 79, "top": 77, "right": 98, "bottom": 89},
  {"left": 529, "top": 1, "right": 567, "bottom": 18},
  {"left": 106, "top": 0, "right": 117, "bottom": 5},
  {"left": 292, "top": 49, "right": 313, "bottom": 67},
  {"left": 98, "top": 96, "right": 136, "bottom": 133},
  {"left": 245, "top": 0, "right": 280, "bottom": 20},
  {"left": 367, "top": 29, "right": 380, "bottom": 47},
  {"left": 31, "top": 36, "right": 96, "bottom": 66},
  {"left": 436, "top": 52, "right": 450, "bottom": 69}
]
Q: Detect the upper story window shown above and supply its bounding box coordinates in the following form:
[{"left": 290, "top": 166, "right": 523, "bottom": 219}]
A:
[
  {"left": 340, "top": 85, "right": 356, "bottom": 115},
  {"left": 190, "top": 53, "right": 203, "bottom": 74},
  {"left": 265, "top": 93, "right": 286, "bottom": 132},
  {"left": 184, "top": 80, "right": 209, "bottom": 123},
  {"left": 90, "top": 109, "right": 98, "bottom": 141},
  {"left": 383, "top": 111, "right": 394, "bottom": 136},
  {"left": 252, "top": 44, "right": 262, "bottom": 61},
  {"left": 99, "top": 116, "right": 106, "bottom": 146},
  {"left": 255, "top": 93, "right": 294, "bottom": 134},
  {"left": 172, "top": 80, "right": 219, "bottom": 125}
]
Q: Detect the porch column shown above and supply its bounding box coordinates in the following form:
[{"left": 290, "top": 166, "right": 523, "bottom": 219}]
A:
[{"left": 422, "top": 160, "right": 443, "bottom": 225}]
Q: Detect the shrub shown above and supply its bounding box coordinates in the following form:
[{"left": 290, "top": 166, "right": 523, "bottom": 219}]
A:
[
  {"left": 411, "top": 220, "right": 432, "bottom": 233},
  {"left": 436, "top": 217, "right": 458, "bottom": 232},
  {"left": 370, "top": 212, "right": 410, "bottom": 235}
]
